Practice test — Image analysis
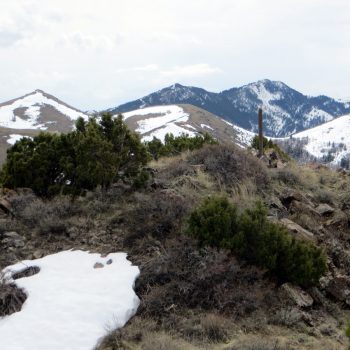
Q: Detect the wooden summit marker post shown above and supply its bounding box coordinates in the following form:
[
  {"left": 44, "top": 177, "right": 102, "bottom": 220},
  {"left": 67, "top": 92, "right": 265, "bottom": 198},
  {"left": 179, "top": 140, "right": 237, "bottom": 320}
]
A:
[{"left": 258, "top": 107, "right": 264, "bottom": 157}]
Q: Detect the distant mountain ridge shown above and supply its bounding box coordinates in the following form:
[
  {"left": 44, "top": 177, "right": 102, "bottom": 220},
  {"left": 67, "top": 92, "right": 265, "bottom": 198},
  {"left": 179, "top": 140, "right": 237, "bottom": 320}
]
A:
[
  {"left": 121, "top": 104, "right": 254, "bottom": 148},
  {"left": 0, "top": 89, "right": 88, "bottom": 132},
  {"left": 110, "top": 80, "right": 350, "bottom": 137},
  {"left": 0, "top": 89, "right": 89, "bottom": 164}
]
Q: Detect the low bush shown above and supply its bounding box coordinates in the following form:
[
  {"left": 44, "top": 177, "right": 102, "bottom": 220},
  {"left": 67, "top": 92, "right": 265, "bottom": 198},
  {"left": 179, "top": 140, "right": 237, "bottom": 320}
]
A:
[
  {"left": 146, "top": 133, "right": 217, "bottom": 160},
  {"left": 346, "top": 320, "right": 350, "bottom": 350},
  {"left": 11, "top": 195, "right": 75, "bottom": 235},
  {"left": 188, "top": 144, "right": 269, "bottom": 190},
  {"left": 251, "top": 135, "right": 290, "bottom": 162},
  {"left": 188, "top": 197, "right": 327, "bottom": 287},
  {"left": 273, "top": 167, "right": 302, "bottom": 186}
]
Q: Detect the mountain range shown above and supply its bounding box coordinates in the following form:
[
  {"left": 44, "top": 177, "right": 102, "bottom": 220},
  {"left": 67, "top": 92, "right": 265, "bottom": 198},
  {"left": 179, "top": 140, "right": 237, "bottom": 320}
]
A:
[
  {"left": 111, "top": 80, "right": 350, "bottom": 137},
  {"left": 1, "top": 80, "right": 350, "bottom": 167}
]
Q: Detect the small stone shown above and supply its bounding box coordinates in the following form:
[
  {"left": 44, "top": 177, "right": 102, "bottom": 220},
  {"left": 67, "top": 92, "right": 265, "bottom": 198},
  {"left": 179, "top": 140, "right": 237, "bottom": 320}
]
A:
[
  {"left": 106, "top": 259, "right": 113, "bottom": 265},
  {"left": 93, "top": 262, "right": 104, "bottom": 269},
  {"left": 33, "top": 250, "right": 43, "bottom": 259},
  {"left": 1, "top": 238, "right": 25, "bottom": 248},
  {"left": 326, "top": 276, "right": 350, "bottom": 302},
  {"left": 3, "top": 232, "right": 23, "bottom": 240},
  {"left": 315, "top": 204, "right": 335, "bottom": 216}
]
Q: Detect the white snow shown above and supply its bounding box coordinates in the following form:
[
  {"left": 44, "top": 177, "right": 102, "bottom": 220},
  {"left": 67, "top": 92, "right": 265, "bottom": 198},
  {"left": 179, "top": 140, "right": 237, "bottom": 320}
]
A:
[
  {"left": 184, "top": 124, "right": 197, "bottom": 130},
  {"left": 223, "top": 120, "right": 255, "bottom": 147},
  {"left": 0, "top": 91, "right": 88, "bottom": 130},
  {"left": 121, "top": 105, "right": 197, "bottom": 142},
  {"left": 142, "top": 123, "right": 196, "bottom": 142},
  {"left": 289, "top": 113, "right": 350, "bottom": 164},
  {"left": 200, "top": 123, "right": 214, "bottom": 130},
  {"left": 6, "top": 134, "right": 26, "bottom": 145},
  {"left": 0, "top": 250, "right": 140, "bottom": 350},
  {"left": 304, "top": 107, "right": 333, "bottom": 123}
]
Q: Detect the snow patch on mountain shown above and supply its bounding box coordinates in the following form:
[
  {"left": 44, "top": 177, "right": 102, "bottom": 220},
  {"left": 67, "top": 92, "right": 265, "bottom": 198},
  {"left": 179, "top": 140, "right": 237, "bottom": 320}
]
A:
[
  {"left": 291, "top": 113, "right": 350, "bottom": 165},
  {"left": 223, "top": 120, "right": 255, "bottom": 147},
  {"left": 305, "top": 108, "right": 333, "bottom": 123},
  {"left": 6, "top": 134, "right": 26, "bottom": 145},
  {"left": 121, "top": 105, "right": 196, "bottom": 141},
  {"left": 201, "top": 124, "right": 213, "bottom": 130}
]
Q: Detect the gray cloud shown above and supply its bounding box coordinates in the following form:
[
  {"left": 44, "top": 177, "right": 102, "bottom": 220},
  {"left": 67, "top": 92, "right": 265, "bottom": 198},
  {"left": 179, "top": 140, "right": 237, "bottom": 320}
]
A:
[{"left": 0, "top": 30, "right": 23, "bottom": 47}]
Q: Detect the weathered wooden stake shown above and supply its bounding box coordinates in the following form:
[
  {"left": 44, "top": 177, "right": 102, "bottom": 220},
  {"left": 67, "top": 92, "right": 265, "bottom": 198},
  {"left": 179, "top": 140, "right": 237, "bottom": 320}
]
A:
[{"left": 258, "top": 107, "right": 263, "bottom": 157}]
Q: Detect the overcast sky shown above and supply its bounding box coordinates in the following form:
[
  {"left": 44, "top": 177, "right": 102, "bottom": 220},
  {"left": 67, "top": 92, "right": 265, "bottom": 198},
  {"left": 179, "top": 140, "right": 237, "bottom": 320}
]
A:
[{"left": 1, "top": 0, "right": 350, "bottom": 110}]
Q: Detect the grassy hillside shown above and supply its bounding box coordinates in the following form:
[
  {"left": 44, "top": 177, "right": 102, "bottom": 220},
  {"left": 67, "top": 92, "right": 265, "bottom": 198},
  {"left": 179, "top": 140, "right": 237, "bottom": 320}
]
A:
[{"left": 1, "top": 142, "right": 350, "bottom": 349}]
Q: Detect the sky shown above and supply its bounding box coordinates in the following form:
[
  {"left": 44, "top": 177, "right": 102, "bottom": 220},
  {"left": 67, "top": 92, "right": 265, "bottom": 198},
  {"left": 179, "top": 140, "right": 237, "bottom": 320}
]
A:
[{"left": 0, "top": 0, "right": 350, "bottom": 110}]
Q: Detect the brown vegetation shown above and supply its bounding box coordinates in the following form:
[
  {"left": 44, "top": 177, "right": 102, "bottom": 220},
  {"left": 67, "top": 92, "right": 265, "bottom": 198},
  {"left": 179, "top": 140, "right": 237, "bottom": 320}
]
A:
[{"left": 1, "top": 144, "right": 350, "bottom": 349}]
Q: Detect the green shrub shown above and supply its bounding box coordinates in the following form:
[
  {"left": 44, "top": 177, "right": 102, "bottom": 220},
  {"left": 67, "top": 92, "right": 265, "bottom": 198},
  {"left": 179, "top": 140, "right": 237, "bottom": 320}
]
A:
[
  {"left": 187, "top": 197, "right": 238, "bottom": 248},
  {"left": 188, "top": 197, "right": 327, "bottom": 287},
  {"left": 0, "top": 113, "right": 149, "bottom": 196},
  {"left": 346, "top": 321, "right": 350, "bottom": 350},
  {"left": 145, "top": 132, "right": 217, "bottom": 160},
  {"left": 251, "top": 135, "right": 290, "bottom": 161},
  {"left": 251, "top": 135, "right": 274, "bottom": 150}
]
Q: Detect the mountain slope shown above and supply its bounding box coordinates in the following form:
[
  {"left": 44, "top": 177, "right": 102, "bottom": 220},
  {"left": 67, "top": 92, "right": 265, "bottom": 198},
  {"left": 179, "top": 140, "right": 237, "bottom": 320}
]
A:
[
  {"left": 284, "top": 113, "right": 350, "bottom": 166},
  {"left": 0, "top": 90, "right": 89, "bottom": 164},
  {"left": 111, "top": 80, "right": 350, "bottom": 137},
  {"left": 120, "top": 104, "right": 254, "bottom": 148}
]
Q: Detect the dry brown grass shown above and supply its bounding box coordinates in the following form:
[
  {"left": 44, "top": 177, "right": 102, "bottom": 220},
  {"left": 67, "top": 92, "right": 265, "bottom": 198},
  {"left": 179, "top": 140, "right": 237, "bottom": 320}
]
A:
[
  {"left": 96, "top": 316, "right": 198, "bottom": 350},
  {"left": 141, "top": 332, "right": 196, "bottom": 350},
  {"left": 200, "top": 313, "right": 231, "bottom": 343}
]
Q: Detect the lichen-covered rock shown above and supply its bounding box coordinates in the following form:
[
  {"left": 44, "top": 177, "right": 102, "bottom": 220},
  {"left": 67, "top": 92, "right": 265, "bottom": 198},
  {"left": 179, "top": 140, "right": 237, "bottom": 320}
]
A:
[
  {"left": 280, "top": 283, "right": 314, "bottom": 308},
  {"left": 326, "top": 276, "right": 350, "bottom": 304},
  {"left": 315, "top": 204, "right": 335, "bottom": 216},
  {"left": 1, "top": 232, "right": 25, "bottom": 248},
  {"left": 279, "top": 218, "right": 315, "bottom": 242}
]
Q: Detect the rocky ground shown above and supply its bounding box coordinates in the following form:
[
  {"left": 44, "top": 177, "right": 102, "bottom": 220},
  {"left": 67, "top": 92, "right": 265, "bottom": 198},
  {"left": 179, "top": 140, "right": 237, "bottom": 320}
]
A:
[{"left": 1, "top": 144, "right": 350, "bottom": 349}]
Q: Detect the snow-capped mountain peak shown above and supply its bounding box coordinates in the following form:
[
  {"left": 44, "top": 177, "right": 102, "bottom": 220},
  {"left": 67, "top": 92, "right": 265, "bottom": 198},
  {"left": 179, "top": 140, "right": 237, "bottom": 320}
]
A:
[
  {"left": 111, "top": 80, "right": 350, "bottom": 137},
  {"left": 0, "top": 90, "right": 88, "bottom": 131}
]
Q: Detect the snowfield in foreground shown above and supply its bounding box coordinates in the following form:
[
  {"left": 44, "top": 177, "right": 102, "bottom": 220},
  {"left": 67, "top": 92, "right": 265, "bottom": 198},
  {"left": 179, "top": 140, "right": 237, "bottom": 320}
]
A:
[{"left": 0, "top": 250, "right": 140, "bottom": 350}]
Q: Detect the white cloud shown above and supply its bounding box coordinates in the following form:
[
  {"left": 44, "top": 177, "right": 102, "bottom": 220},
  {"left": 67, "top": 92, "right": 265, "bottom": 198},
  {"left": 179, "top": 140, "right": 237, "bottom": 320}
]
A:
[
  {"left": 159, "top": 64, "right": 222, "bottom": 80},
  {"left": 0, "top": 0, "right": 350, "bottom": 109},
  {"left": 116, "top": 64, "right": 159, "bottom": 73},
  {"left": 0, "top": 30, "right": 23, "bottom": 47},
  {"left": 59, "top": 32, "right": 118, "bottom": 50}
]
